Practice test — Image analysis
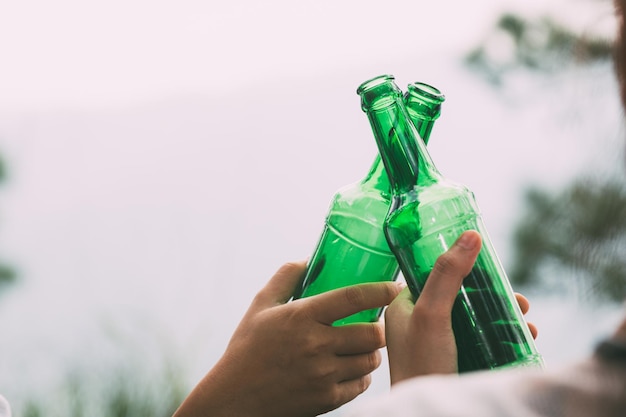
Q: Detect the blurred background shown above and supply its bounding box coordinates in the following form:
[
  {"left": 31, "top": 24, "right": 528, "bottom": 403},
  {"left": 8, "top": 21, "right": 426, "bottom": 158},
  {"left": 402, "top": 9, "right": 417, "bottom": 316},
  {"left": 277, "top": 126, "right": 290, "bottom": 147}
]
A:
[{"left": 0, "top": 0, "right": 624, "bottom": 416}]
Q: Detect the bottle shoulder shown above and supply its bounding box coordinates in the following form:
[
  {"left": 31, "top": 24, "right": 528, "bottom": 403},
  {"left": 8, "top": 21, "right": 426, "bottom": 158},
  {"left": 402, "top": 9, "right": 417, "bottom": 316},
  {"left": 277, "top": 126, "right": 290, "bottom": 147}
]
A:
[
  {"left": 394, "top": 179, "right": 474, "bottom": 205},
  {"left": 331, "top": 182, "right": 391, "bottom": 208},
  {"left": 388, "top": 180, "right": 480, "bottom": 230},
  {"left": 321, "top": 186, "right": 393, "bottom": 254}
]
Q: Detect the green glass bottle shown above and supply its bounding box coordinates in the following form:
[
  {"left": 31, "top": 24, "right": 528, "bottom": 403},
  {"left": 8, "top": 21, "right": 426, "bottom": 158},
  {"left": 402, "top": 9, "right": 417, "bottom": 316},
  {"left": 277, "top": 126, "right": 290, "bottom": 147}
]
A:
[
  {"left": 357, "top": 74, "right": 544, "bottom": 372},
  {"left": 292, "top": 82, "right": 445, "bottom": 326}
]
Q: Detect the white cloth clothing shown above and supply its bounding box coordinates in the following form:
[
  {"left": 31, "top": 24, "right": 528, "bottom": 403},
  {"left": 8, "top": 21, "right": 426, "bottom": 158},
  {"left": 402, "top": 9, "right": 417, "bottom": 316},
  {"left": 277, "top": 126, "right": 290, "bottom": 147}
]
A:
[
  {"left": 0, "top": 395, "right": 11, "bottom": 417},
  {"left": 347, "top": 338, "right": 626, "bottom": 417}
]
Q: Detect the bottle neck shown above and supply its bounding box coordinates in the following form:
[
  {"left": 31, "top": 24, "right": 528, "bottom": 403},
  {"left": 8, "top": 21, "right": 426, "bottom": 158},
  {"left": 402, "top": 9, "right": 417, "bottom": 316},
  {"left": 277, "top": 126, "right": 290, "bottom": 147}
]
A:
[
  {"left": 409, "top": 113, "right": 436, "bottom": 141},
  {"left": 405, "top": 81, "right": 445, "bottom": 148},
  {"left": 361, "top": 154, "right": 390, "bottom": 192},
  {"left": 358, "top": 76, "right": 441, "bottom": 195},
  {"left": 361, "top": 84, "right": 441, "bottom": 191}
]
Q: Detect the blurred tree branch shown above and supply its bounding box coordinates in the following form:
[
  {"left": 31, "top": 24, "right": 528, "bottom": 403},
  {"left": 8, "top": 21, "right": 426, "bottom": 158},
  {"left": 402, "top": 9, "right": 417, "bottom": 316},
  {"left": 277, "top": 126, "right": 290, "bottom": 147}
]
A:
[
  {"left": 465, "top": 1, "right": 625, "bottom": 304},
  {"left": 0, "top": 152, "right": 16, "bottom": 294},
  {"left": 465, "top": 10, "right": 613, "bottom": 84},
  {"left": 509, "top": 177, "right": 626, "bottom": 303}
]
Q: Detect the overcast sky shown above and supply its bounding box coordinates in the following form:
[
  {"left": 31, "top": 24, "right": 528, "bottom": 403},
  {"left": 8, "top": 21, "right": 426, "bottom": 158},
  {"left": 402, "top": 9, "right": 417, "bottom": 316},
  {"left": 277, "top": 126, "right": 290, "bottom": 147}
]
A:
[{"left": 0, "top": 0, "right": 612, "bottom": 113}]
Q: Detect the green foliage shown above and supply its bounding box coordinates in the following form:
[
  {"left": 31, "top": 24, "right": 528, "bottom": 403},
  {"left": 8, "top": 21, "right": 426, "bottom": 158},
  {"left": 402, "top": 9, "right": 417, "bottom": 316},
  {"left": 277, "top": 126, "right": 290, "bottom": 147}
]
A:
[
  {"left": 0, "top": 152, "right": 15, "bottom": 295},
  {"left": 22, "top": 401, "right": 43, "bottom": 417},
  {"left": 509, "top": 176, "right": 626, "bottom": 303},
  {"left": 14, "top": 360, "right": 188, "bottom": 417},
  {"left": 465, "top": 2, "right": 624, "bottom": 305},
  {"left": 465, "top": 12, "right": 614, "bottom": 83},
  {"left": 0, "top": 264, "right": 16, "bottom": 287},
  {"left": 0, "top": 154, "right": 5, "bottom": 182}
]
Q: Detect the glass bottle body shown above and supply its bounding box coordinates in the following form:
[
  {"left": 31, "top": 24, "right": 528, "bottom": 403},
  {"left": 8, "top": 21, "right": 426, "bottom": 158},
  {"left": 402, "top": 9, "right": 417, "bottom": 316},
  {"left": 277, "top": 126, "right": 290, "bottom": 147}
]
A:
[
  {"left": 386, "top": 179, "right": 543, "bottom": 371},
  {"left": 358, "top": 74, "right": 543, "bottom": 371},
  {"left": 294, "top": 164, "right": 399, "bottom": 326},
  {"left": 293, "top": 85, "right": 444, "bottom": 326}
]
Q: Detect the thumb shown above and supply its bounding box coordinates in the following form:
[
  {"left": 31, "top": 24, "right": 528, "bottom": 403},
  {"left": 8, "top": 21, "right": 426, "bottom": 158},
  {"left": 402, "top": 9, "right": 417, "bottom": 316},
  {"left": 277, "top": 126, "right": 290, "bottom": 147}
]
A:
[
  {"left": 415, "top": 230, "right": 482, "bottom": 316},
  {"left": 251, "top": 260, "right": 307, "bottom": 310}
]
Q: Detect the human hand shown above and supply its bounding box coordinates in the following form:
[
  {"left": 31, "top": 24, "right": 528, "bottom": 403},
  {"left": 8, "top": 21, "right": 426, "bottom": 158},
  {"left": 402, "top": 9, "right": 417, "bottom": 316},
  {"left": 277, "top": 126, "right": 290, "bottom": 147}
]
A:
[
  {"left": 385, "top": 231, "right": 537, "bottom": 385},
  {"left": 173, "top": 260, "right": 403, "bottom": 417}
]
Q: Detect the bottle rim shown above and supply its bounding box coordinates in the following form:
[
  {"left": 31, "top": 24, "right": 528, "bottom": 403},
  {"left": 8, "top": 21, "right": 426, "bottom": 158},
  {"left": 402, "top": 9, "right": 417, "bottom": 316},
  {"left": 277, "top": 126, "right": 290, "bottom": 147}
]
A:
[
  {"left": 407, "top": 82, "right": 446, "bottom": 103},
  {"left": 356, "top": 74, "right": 395, "bottom": 95}
]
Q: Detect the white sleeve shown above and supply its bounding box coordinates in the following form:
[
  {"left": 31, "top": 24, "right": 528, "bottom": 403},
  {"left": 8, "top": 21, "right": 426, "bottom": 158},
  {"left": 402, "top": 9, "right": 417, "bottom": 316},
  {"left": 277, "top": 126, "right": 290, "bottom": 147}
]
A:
[
  {"left": 0, "top": 394, "right": 11, "bottom": 417},
  {"left": 345, "top": 354, "right": 626, "bottom": 417}
]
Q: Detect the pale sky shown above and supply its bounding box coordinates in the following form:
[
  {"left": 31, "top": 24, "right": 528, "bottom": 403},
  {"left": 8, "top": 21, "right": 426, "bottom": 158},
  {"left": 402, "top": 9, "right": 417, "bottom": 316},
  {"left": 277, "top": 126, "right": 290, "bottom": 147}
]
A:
[{"left": 0, "top": 0, "right": 605, "bottom": 113}]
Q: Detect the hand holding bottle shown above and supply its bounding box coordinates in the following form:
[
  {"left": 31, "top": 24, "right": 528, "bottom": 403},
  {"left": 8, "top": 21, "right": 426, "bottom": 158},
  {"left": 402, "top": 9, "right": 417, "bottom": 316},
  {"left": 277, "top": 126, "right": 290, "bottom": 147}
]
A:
[
  {"left": 385, "top": 231, "right": 538, "bottom": 385},
  {"left": 173, "top": 260, "right": 403, "bottom": 417}
]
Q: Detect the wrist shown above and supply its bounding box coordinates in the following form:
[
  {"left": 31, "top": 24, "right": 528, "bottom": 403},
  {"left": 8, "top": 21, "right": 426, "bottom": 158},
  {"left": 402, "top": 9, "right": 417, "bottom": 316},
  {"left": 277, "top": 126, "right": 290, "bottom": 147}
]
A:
[{"left": 173, "top": 360, "right": 250, "bottom": 417}]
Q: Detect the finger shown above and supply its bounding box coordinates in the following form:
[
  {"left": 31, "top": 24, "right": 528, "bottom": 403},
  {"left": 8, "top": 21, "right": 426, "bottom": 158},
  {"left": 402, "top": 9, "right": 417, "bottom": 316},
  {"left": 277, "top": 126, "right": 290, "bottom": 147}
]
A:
[
  {"left": 305, "top": 281, "right": 402, "bottom": 325},
  {"left": 252, "top": 260, "right": 307, "bottom": 308},
  {"left": 515, "top": 292, "right": 530, "bottom": 315},
  {"left": 415, "top": 230, "right": 482, "bottom": 316},
  {"left": 331, "top": 322, "right": 386, "bottom": 355},
  {"left": 514, "top": 293, "right": 537, "bottom": 338},
  {"left": 335, "top": 374, "right": 372, "bottom": 407},
  {"left": 336, "top": 350, "right": 382, "bottom": 382}
]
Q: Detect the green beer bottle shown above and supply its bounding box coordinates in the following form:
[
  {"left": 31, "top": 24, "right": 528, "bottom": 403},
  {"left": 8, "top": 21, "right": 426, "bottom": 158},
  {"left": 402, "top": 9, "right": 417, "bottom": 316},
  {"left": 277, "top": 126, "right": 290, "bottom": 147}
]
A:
[
  {"left": 292, "top": 81, "right": 445, "bottom": 326},
  {"left": 357, "top": 74, "right": 544, "bottom": 372}
]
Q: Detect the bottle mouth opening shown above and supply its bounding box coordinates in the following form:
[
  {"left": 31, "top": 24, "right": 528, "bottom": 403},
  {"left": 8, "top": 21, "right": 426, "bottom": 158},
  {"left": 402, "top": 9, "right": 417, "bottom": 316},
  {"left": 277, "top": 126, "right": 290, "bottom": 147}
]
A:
[
  {"left": 407, "top": 82, "right": 446, "bottom": 103},
  {"left": 356, "top": 74, "right": 395, "bottom": 95},
  {"left": 357, "top": 74, "right": 402, "bottom": 112}
]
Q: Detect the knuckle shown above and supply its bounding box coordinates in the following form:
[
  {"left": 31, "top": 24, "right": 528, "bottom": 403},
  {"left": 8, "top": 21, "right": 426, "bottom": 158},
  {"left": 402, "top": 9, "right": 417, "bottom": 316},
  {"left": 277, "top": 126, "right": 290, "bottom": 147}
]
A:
[
  {"left": 367, "top": 323, "right": 386, "bottom": 348},
  {"left": 359, "top": 374, "right": 372, "bottom": 393},
  {"left": 432, "top": 251, "right": 457, "bottom": 276},
  {"left": 325, "top": 386, "right": 347, "bottom": 411},
  {"left": 301, "top": 333, "right": 328, "bottom": 357},
  {"left": 311, "top": 362, "right": 335, "bottom": 381},
  {"left": 382, "top": 281, "right": 400, "bottom": 302},
  {"left": 277, "top": 261, "right": 305, "bottom": 277},
  {"left": 413, "top": 301, "right": 446, "bottom": 322},
  {"left": 310, "top": 381, "right": 343, "bottom": 413},
  {"left": 367, "top": 350, "right": 382, "bottom": 371},
  {"left": 317, "top": 376, "right": 371, "bottom": 412},
  {"left": 342, "top": 285, "right": 367, "bottom": 309}
]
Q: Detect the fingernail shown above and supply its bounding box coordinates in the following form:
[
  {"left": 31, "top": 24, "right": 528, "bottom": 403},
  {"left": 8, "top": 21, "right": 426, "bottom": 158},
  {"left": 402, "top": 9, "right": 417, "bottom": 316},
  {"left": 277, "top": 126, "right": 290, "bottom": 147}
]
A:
[{"left": 457, "top": 231, "right": 480, "bottom": 250}]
